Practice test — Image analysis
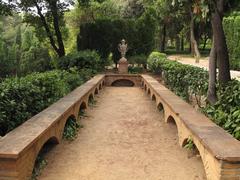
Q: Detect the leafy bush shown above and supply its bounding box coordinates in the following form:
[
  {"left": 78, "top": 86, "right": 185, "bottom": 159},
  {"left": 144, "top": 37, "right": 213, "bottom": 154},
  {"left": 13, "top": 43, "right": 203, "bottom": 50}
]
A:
[
  {"left": 58, "top": 50, "right": 102, "bottom": 71},
  {"left": 147, "top": 51, "right": 208, "bottom": 100},
  {"left": 147, "top": 51, "right": 240, "bottom": 140},
  {"left": 128, "top": 54, "right": 147, "bottom": 66},
  {"left": 0, "top": 69, "right": 94, "bottom": 136},
  {"left": 147, "top": 52, "right": 167, "bottom": 74},
  {"left": 63, "top": 116, "right": 80, "bottom": 141},
  {"left": 203, "top": 80, "right": 240, "bottom": 139},
  {"left": 128, "top": 66, "right": 144, "bottom": 74},
  {"left": 223, "top": 15, "right": 240, "bottom": 70}
]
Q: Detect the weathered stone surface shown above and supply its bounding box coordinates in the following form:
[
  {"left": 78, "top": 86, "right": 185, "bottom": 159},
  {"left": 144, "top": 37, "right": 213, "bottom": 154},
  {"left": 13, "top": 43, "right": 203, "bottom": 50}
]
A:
[{"left": 118, "top": 57, "right": 128, "bottom": 74}]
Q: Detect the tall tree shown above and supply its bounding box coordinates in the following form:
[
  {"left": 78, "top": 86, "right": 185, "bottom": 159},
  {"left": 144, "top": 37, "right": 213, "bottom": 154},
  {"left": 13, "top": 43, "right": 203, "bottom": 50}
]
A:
[{"left": 14, "top": 0, "right": 74, "bottom": 57}]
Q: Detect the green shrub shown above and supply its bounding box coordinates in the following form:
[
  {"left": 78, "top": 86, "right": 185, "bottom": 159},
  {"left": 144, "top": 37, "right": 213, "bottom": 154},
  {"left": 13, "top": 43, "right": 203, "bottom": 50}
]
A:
[
  {"left": 58, "top": 50, "right": 102, "bottom": 71},
  {"left": 223, "top": 15, "right": 240, "bottom": 70},
  {"left": 128, "top": 54, "right": 147, "bottom": 67},
  {"left": 0, "top": 69, "right": 94, "bottom": 136},
  {"left": 63, "top": 116, "right": 80, "bottom": 141},
  {"left": 203, "top": 80, "right": 240, "bottom": 139},
  {"left": 147, "top": 51, "right": 208, "bottom": 100},
  {"left": 147, "top": 52, "right": 167, "bottom": 74},
  {"left": 128, "top": 66, "right": 144, "bottom": 74}
]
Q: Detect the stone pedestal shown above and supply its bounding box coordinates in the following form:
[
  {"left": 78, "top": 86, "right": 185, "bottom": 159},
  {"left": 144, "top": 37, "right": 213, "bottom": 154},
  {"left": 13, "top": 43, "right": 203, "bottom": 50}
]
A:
[{"left": 118, "top": 57, "right": 128, "bottom": 74}]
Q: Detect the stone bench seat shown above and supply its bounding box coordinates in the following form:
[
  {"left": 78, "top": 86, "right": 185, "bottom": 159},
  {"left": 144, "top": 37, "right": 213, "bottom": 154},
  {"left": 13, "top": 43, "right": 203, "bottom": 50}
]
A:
[
  {"left": 0, "top": 75, "right": 105, "bottom": 180},
  {"left": 142, "top": 74, "right": 240, "bottom": 180}
]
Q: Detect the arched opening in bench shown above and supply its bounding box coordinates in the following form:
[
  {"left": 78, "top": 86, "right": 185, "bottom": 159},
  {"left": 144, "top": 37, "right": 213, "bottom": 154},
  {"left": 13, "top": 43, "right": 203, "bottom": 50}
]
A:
[
  {"left": 166, "top": 115, "right": 176, "bottom": 125},
  {"left": 141, "top": 81, "right": 144, "bottom": 87},
  {"left": 94, "top": 88, "right": 99, "bottom": 95},
  {"left": 99, "top": 83, "right": 102, "bottom": 90},
  {"left": 111, "top": 79, "right": 135, "bottom": 87},
  {"left": 63, "top": 115, "right": 79, "bottom": 140},
  {"left": 182, "top": 138, "right": 200, "bottom": 158},
  {"left": 147, "top": 88, "right": 151, "bottom": 95},
  {"left": 88, "top": 94, "right": 94, "bottom": 105},
  {"left": 157, "top": 102, "right": 165, "bottom": 118},
  {"left": 102, "top": 81, "right": 105, "bottom": 86},
  {"left": 79, "top": 101, "right": 87, "bottom": 117},
  {"left": 144, "top": 85, "right": 147, "bottom": 91},
  {"left": 32, "top": 136, "right": 59, "bottom": 179},
  {"left": 152, "top": 94, "right": 156, "bottom": 102}
]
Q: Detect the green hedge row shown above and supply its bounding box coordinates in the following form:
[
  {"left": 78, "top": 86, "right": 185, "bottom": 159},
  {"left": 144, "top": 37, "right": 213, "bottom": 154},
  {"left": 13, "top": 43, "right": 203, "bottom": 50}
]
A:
[
  {"left": 147, "top": 52, "right": 208, "bottom": 100},
  {"left": 147, "top": 51, "right": 240, "bottom": 140},
  {"left": 58, "top": 50, "right": 103, "bottom": 72},
  {"left": 223, "top": 15, "right": 240, "bottom": 70},
  {"left": 0, "top": 68, "right": 95, "bottom": 136}
]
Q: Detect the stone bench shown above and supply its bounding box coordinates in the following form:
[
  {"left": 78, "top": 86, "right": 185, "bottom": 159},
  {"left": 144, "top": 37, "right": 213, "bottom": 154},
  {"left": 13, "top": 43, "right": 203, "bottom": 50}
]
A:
[
  {"left": 0, "top": 75, "right": 105, "bottom": 180},
  {"left": 141, "top": 74, "right": 240, "bottom": 180}
]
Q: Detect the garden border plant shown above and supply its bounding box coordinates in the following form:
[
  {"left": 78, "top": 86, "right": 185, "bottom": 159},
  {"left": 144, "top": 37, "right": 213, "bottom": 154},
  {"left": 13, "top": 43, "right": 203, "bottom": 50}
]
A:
[
  {"left": 0, "top": 68, "right": 95, "bottom": 137},
  {"left": 147, "top": 51, "right": 240, "bottom": 140}
]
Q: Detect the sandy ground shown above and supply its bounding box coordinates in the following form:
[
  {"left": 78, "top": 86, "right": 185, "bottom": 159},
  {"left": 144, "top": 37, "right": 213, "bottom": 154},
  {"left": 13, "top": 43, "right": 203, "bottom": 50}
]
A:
[
  {"left": 168, "top": 55, "right": 240, "bottom": 79},
  {"left": 39, "top": 87, "right": 206, "bottom": 180}
]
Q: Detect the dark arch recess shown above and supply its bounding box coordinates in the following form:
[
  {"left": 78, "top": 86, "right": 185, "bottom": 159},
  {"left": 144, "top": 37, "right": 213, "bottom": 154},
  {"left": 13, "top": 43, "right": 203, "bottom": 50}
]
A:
[
  {"left": 182, "top": 138, "right": 200, "bottom": 156},
  {"left": 167, "top": 116, "right": 176, "bottom": 125},
  {"left": 88, "top": 94, "right": 94, "bottom": 105},
  {"left": 94, "top": 88, "right": 99, "bottom": 95},
  {"left": 79, "top": 101, "right": 87, "bottom": 117},
  {"left": 32, "top": 137, "right": 59, "bottom": 179},
  {"left": 147, "top": 88, "right": 151, "bottom": 95},
  {"left": 111, "top": 79, "right": 135, "bottom": 87},
  {"left": 99, "top": 84, "right": 102, "bottom": 90},
  {"left": 152, "top": 94, "right": 156, "bottom": 101},
  {"left": 144, "top": 85, "right": 147, "bottom": 91},
  {"left": 158, "top": 103, "right": 164, "bottom": 112}
]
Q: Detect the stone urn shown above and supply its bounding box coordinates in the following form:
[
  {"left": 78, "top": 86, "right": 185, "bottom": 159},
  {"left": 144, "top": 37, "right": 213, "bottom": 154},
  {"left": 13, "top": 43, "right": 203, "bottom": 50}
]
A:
[{"left": 118, "top": 39, "right": 128, "bottom": 74}]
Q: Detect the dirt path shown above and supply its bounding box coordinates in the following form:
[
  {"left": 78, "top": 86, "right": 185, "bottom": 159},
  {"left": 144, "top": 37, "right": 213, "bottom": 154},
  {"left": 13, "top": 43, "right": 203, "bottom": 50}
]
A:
[{"left": 39, "top": 87, "right": 206, "bottom": 180}]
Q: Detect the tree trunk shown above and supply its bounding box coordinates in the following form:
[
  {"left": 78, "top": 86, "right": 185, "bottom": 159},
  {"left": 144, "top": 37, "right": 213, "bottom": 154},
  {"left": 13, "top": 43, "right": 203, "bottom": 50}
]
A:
[
  {"left": 207, "top": 37, "right": 217, "bottom": 104},
  {"left": 181, "top": 34, "right": 184, "bottom": 52},
  {"left": 50, "top": 0, "right": 65, "bottom": 57},
  {"left": 34, "top": 1, "right": 65, "bottom": 58},
  {"left": 211, "top": 8, "right": 231, "bottom": 84},
  {"left": 175, "top": 36, "right": 180, "bottom": 52},
  {"left": 190, "top": 11, "right": 201, "bottom": 63},
  {"left": 160, "top": 24, "right": 166, "bottom": 52}
]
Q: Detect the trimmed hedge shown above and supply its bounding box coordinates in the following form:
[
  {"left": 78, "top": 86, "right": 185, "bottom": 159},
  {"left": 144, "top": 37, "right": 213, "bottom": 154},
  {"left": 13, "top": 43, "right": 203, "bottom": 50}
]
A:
[
  {"left": 223, "top": 15, "right": 240, "bottom": 70},
  {"left": 147, "top": 51, "right": 208, "bottom": 100},
  {"left": 147, "top": 51, "right": 240, "bottom": 140},
  {"left": 0, "top": 68, "right": 95, "bottom": 136},
  {"left": 58, "top": 50, "right": 103, "bottom": 72}
]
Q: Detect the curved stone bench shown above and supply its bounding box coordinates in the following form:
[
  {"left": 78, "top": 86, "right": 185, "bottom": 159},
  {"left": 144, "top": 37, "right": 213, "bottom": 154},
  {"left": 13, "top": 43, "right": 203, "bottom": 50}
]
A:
[
  {"left": 0, "top": 75, "right": 105, "bottom": 180},
  {"left": 141, "top": 74, "right": 240, "bottom": 180}
]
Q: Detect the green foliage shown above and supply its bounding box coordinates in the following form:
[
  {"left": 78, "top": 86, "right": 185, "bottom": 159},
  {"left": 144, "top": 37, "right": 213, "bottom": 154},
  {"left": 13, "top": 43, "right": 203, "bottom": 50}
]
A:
[
  {"left": 147, "top": 51, "right": 167, "bottom": 74},
  {"left": 77, "top": 17, "right": 156, "bottom": 64},
  {"left": 58, "top": 50, "right": 102, "bottom": 71},
  {"left": 128, "top": 54, "right": 147, "bottom": 66},
  {"left": 184, "top": 138, "right": 195, "bottom": 150},
  {"left": 128, "top": 66, "right": 144, "bottom": 74},
  {"left": 147, "top": 51, "right": 208, "bottom": 101},
  {"left": 63, "top": 116, "right": 80, "bottom": 141},
  {"left": 31, "top": 154, "right": 48, "bottom": 180},
  {"left": 0, "top": 69, "right": 94, "bottom": 136},
  {"left": 223, "top": 15, "right": 240, "bottom": 70},
  {"left": 203, "top": 80, "right": 240, "bottom": 140}
]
